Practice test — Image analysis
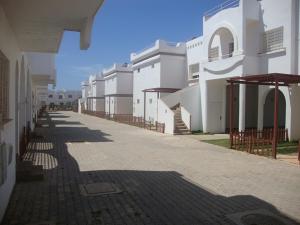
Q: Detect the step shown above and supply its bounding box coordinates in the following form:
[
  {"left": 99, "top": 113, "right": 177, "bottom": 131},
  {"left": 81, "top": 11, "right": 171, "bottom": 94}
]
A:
[{"left": 174, "top": 131, "right": 192, "bottom": 135}]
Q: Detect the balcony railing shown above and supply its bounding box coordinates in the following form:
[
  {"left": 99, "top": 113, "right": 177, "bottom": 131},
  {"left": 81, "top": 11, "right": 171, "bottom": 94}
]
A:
[
  {"left": 204, "top": 0, "right": 240, "bottom": 19},
  {"left": 208, "top": 52, "right": 234, "bottom": 62}
]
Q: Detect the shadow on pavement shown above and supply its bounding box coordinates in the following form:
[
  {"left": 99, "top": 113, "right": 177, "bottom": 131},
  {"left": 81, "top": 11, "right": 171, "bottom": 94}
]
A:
[{"left": 2, "top": 112, "right": 300, "bottom": 225}]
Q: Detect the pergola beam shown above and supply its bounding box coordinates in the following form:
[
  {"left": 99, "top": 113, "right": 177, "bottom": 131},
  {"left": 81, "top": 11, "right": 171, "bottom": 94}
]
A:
[{"left": 227, "top": 73, "right": 300, "bottom": 159}]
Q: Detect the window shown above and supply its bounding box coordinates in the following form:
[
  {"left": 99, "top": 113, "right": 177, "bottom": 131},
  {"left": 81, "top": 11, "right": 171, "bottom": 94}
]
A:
[
  {"left": 209, "top": 47, "right": 219, "bottom": 61},
  {"left": 137, "top": 99, "right": 140, "bottom": 104},
  {"left": 189, "top": 63, "right": 199, "bottom": 80},
  {"left": 149, "top": 98, "right": 153, "bottom": 104},
  {"left": 59, "top": 95, "right": 63, "bottom": 99},
  {"left": 262, "top": 26, "right": 284, "bottom": 53},
  {"left": 137, "top": 68, "right": 140, "bottom": 73},
  {"left": 229, "top": 42, "right": 234, "bottom": 57},
  {"left": 68, "top": 95, "right": 72, "bottom": 98},
  {"left": 0, "top": 51, "right": 9, "bottom": 123},
  {"left": 48, "top": 95, "right": 53, "bottom": 98},
  {"left": 151, "top": 64, "right": 155, "bottom": 69}
]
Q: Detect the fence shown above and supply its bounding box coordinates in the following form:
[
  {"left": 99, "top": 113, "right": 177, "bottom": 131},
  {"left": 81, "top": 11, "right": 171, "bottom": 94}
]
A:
[
  {"left": 231, "top": 128, "right": 289, "bottom": 156},
  {"left": 82, "top": 111, "right": 165, "bottom": 134}
]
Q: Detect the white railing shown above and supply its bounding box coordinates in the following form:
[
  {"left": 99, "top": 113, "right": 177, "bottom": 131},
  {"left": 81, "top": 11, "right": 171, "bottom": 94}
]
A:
[
  {"left": 204, "top": 0, "right": 240, "bottom": 19},
  {"left": 157, "top": 99, "right": 175, "bottom": 134}
]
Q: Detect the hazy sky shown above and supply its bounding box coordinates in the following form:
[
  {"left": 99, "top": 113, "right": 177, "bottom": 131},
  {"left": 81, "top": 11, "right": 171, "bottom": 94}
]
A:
[{"left": 55, "top": 0, "right": 225, "bottom": 90}]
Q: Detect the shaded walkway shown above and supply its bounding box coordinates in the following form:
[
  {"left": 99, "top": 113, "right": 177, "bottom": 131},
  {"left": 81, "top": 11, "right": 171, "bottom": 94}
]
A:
[{"left": 2, "top": 112, "right": 300, "bottom": 225}]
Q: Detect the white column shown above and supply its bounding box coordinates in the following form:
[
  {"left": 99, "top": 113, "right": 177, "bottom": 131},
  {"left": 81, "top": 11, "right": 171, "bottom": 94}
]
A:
[
  {"left": 200, "top": 80, "right": 208, "bottom": 132},
  {"left": 239, "top": 84, "right": 246, "bottom": 131},
  {"left": 257, "top": 87, "right": 264, "bottom": 130}
]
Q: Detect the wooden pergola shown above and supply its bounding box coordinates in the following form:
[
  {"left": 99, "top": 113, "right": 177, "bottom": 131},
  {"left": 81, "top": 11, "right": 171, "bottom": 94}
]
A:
[
  {"left": 142, "top": 88, "right": 180, "bottom": 121},
  {"left": 227, "top": 73, "right": 300, "bottom": 159}
]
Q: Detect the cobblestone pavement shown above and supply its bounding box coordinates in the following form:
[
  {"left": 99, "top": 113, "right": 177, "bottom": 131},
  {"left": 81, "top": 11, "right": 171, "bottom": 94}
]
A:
[{"left": 2, "top": 111, "right": 300, "bottom": 225}]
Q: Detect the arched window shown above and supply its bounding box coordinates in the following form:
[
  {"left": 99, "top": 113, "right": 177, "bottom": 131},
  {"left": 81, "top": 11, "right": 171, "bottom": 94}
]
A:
[{"left": 208, "top": 27, "right": 235, "bottom": 61}]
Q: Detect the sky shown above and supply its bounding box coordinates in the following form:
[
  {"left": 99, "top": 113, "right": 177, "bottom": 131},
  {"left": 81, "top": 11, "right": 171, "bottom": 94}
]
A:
[{"left": 55, "top": 0, "right": 225, "bottom": 91}]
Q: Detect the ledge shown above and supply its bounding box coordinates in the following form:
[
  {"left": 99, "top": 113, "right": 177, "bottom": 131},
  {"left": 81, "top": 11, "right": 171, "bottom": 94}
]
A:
[{"left": 258, "top": 48, "right": 286, "bottom": 56}]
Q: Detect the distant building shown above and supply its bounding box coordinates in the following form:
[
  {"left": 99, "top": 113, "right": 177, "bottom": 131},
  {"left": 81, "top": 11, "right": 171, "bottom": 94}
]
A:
[
  {"left": 47, "top": 90, "right": 81, "bottom": 108},
  {"left": 103, "top": 63, "right": 133, "bottom": 115}
]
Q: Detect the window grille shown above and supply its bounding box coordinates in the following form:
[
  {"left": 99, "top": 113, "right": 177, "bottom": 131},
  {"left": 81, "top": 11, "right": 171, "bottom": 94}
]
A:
[
  {"left": 262, "top": 27, "right": 284, "bottom": 53},
  {"left": 229, "top": 42, "right": 234, "bottom": 57},
  {"left": 0, "top": 51, "right": 9, "bottom": 124},
  {"left": 209, "top": 47, "right": 219, "bottom": 61}
]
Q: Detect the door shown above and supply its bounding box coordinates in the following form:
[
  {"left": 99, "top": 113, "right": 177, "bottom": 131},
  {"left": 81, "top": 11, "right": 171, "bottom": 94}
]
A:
[{"left": 208, "top": 101, "right": 223, "bottom": 133}]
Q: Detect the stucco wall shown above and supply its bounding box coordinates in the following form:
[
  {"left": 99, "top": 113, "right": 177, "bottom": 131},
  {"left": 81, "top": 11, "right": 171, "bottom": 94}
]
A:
[{"left": 0, "top": 5, "right": 23, "bottom": 221}]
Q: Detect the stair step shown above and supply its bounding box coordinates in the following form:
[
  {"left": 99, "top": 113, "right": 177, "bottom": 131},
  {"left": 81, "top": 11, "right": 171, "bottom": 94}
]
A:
[{"left": 174, "top": 131, "right": 191, "bottom": 135}]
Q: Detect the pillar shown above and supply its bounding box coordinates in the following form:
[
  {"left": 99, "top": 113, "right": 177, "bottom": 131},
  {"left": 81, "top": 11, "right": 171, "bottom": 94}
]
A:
[{"left": 239, "top": 84, "right": 246, "bottom": 131}]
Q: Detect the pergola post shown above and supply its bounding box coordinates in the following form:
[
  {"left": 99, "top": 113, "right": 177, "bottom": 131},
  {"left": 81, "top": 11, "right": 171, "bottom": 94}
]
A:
[
  {"left": 229, "top": 82, "right": 234, "bottom": 149},
  {"left": 156, "top": 92, "right": 159, "bottom": 122},
  {"left": 109, "top": 96, "right": 111, "bottom": 118},
  {"left": 143, "top": 91, "right": 146, "bottom": 128},
  {"left": 272, "top": 82, "right": 279, "bottom": 159}
]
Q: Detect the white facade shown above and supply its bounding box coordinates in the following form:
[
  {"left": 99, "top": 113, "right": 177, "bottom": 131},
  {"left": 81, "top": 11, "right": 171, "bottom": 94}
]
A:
[
  {"left": 131, "top": 40, "right": 187, "bottom": 122},
  {"left": 47, "top": 90, "right": 81, "bottom": 107},
  {"left": 0, "top": 0, "right": 104, "bottom": 221},
  {"left": 197, "top": 0, "right": 300, "bottom": 140},
  {"left": 156, "top": 0, "right": 300, "bottom": 137},
  {"left": 79, "top": 74, "right": 105, "bottom": 113},
  {"left": 103, "top": 64, "right": 133, "bottom": 115}
]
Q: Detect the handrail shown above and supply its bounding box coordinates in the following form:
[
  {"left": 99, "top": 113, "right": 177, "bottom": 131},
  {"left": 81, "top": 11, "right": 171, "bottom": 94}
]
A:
[{"left": 204, "top": 0, "right": 240, "bottom": 19}]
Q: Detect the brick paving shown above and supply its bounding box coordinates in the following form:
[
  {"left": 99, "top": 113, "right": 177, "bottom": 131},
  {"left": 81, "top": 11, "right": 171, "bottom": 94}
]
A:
[{"left": 2, "top": 111, "right": 300, "bottom": 225}]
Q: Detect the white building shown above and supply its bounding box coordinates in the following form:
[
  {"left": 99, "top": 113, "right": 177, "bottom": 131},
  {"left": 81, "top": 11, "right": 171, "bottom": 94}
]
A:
[
  {"left": 79, "top": 74, "right": 105, "bottom": 113},
  {"left": 131, "top": 40, "right": 187, "bottom": 126},
  {"left": 157, "top": 0, "right": 300, "bottom": 139},
  {"left": 0, "top": 0, "right": 104, "bottom": 221},
  {"left": 47, "top": 90, "right": 81, "bottom": 107},
  {"left": 103, "top": 63, "right": 133, "bottom": 115}
]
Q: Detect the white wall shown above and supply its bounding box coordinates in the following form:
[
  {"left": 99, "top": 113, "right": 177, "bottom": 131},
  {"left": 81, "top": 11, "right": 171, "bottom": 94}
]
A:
[
  {"left": 133, "top": 60, "right": 161, "bottom": 118},
  {"left": 0, "top": 5, "right": 25, "bottom": 221},
  {"left": 116, "top": 73, "right": 133, "bottom": 94},
  {"left": 159, "top": 84, "right": 202, "bottom": 132},
  {"left": 160, "top": 55, "right": 187, "bottom": 88},
  {"left": 105, "top": 76, "right": 117, "bottom": 95},
  {"left": 115, "top": 97, "right": 133, "bottom": 115}
]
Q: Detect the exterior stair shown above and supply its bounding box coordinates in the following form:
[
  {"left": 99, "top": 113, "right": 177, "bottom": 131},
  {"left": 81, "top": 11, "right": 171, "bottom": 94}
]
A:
[{"left": 172, "top": 105, "right": 191, "bottom": 135}]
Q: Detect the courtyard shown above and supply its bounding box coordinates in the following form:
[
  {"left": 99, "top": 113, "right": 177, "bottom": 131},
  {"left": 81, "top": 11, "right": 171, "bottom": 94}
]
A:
[{"left": 2, "top": 111, "right": 300, "bottom": 225}]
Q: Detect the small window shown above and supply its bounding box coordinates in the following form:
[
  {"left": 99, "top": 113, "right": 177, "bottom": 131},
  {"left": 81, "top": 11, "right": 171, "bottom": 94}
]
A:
[
  {"left": 68, "top": 95, "right": 72, "bottom": 98},
  {"left": 0, "top": 51, "right": 9, "bottom": 123},
  {"left": 48, "top": 94, "right": 53, "bottom": 98},
  {"left": 149, "top": 98, "right": 153, "bottom": 104},
  {"left": 59, "top": 95, "right": 63, "bottom": 99},
  {"left": 137, "top": 68, "right": 140, "bottom": 73},
  {"left": 151, "top": 64, "right": 155, "bottom": 69},
  {"left": 137, "top": 99, "right": 140, "bottom": 104}
]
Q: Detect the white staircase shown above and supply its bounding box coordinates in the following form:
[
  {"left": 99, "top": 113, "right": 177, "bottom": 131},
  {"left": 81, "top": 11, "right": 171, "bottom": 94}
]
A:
[{"left": 172, "top": 105, "right": 191, "bottom": 135}]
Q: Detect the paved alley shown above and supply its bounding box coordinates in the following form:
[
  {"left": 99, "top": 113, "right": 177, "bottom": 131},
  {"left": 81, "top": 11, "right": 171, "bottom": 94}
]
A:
[{"left": 2, "top": 111, "right": 300, "bottom": 225}]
